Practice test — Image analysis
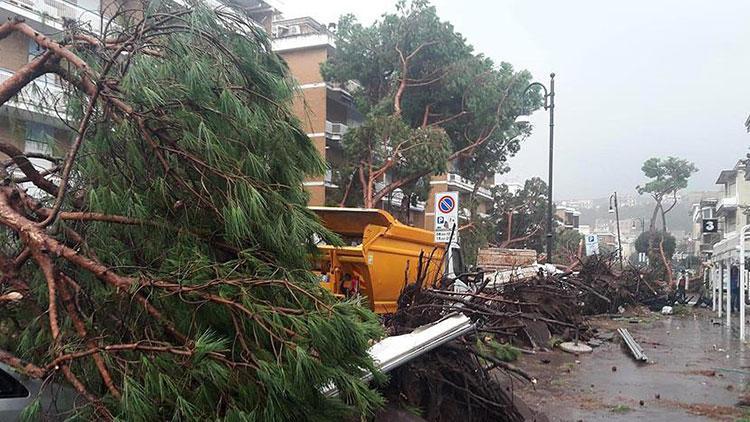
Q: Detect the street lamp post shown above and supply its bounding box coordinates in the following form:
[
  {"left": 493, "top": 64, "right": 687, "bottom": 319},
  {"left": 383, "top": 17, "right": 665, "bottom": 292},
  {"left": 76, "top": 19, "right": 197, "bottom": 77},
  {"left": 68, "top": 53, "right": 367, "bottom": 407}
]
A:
[
  {"left": 609, "top": 192, "right": 624, "bottom": 269},
  {"left": 631, "top": 217, "right": 645, "bottom": 234},
  {"left": 523, "top": 73, "right": 556, "bottom": 261}
]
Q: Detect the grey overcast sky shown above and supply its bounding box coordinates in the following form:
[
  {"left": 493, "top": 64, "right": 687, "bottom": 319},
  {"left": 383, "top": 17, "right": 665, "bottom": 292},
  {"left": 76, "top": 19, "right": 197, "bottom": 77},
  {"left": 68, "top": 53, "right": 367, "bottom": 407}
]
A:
[{"left": 276, "top": 0, "right": 750, "bottom": 200}]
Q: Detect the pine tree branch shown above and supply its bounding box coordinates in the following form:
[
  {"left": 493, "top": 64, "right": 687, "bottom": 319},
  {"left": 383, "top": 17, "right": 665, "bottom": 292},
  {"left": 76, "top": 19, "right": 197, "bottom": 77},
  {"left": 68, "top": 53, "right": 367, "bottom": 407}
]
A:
[
  {"left": 0, "top": 49, "right": 54, "bottom": 108},
  {"left": 0, "top": 142, "right": 59, "bottom": 196},
  {"left": 30, "top": 249, "right": 61, "bottom": 341},
  {"left": 58, "top": 276, "right": 121, "bottom": 399},
  {"left": 58, "top": 365, "right": 112, "bottom": 421},
  {"left": 0, "top": 348, "right": 45, "bottom": 378},
  {"left": 38, "top": 79, "right": 101, "bottom": 228}
]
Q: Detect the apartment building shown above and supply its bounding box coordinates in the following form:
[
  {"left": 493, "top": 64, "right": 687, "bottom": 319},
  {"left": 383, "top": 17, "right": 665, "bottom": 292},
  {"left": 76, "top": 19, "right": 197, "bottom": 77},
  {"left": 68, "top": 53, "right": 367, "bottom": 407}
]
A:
[
  {"left": 270, "top": 16, "right": 361, "bottom": 206},
  {"left": 0, "top": 0, "right": 89, "bottom": 174},
  {"left": 711, "top": 160, "right": 750, "bottom": 275},
  {"left": 688, "top": 199, "right": 719, "bottom": 258},
  {"left": 555, "top": 206, "right": 580, "bottom": 231},
  {"left": 0, "top": 0, "right": 277, "bottom": 186}
]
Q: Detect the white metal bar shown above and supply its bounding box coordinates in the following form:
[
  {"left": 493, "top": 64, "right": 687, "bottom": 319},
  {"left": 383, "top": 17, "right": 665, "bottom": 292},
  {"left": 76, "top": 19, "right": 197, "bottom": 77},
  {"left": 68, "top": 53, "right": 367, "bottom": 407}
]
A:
[
  {"left": 740, "top": 225, "right": 750, "bottom": 342},
  {"left": 727, "top": 260, "right": 732, "bottom": 327},
  {"left": 712, "top": 267, "right": 716, "bottom": 311},
  {"left": 719, "top": 263, "right": 724, "bottom": 318}
]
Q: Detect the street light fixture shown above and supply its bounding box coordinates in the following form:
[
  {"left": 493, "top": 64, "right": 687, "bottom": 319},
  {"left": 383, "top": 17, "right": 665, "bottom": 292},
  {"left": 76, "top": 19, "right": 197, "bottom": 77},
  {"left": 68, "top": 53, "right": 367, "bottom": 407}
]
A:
[
  {"left": 522, "top": 73, "right": 556, "bottom": 262},
  {"left": 609, "top": 192, "right": 624, "bottom": 269}
]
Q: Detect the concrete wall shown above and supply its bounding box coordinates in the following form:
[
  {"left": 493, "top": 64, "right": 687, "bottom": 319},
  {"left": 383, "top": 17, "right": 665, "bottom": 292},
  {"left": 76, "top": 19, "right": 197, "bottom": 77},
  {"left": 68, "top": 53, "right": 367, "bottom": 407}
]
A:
[
  {"left": 279, "top": 48, "right": 328, "bottom": 86},
  {"left": 737, "top": 169, "right": 750, "bottom": 207},
  {"left": 0, "top": 116, "right": 25, "bottom": 153},
  {"left": 0, "top": 32, "right": 29, "bottom": 71},
  {"left": 278, "top": 47, "right": 330, "bottom": 206}
]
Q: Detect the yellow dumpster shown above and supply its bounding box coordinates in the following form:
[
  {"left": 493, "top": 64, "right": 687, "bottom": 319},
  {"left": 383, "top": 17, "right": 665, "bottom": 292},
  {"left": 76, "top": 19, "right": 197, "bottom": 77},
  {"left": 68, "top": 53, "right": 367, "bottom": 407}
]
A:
[{"left": 311, "top": 207, "right": 446, "bottom": 314}]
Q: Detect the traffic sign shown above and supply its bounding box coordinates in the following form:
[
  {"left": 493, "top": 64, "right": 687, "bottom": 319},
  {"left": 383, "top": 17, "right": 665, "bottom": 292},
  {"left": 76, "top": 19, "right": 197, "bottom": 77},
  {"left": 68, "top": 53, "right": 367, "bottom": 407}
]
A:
[
  {"left": 434, "top": 192, "right": 459, "bottom": 243},
  {"left": 702, "top": 218, "right": 718, "bottom": 233},
  {"left": 585, "top": 234, "right": 599, "bottom": 256}
]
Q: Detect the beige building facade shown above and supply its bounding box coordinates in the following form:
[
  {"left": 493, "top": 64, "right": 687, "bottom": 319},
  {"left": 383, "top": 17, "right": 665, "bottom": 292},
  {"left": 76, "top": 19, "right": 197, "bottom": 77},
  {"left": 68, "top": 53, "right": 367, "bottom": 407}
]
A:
[{"left": 271, "top": 16, "right": 360, "bottom": 206}]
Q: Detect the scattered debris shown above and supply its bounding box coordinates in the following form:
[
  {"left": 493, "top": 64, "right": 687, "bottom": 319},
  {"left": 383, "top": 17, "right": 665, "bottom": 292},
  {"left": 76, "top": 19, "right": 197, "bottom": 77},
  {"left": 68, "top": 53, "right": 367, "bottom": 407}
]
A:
[
  {"left": 380, "top": 252, "right": 681, "bottom": 420},
  {"left": 617, "top": 328, "right": 649, "bottom": 362},
  {"left": 559, "top": 342, "right": 593, "bottom": 354},
  {"left": 661, "top": 305, "right": 673, "bottom": 315},
  {"left": 586, "top": 338, "right": 604, "bottom": 347},
  {"left": 610, "top": 404, "right": 633, "bottom": 414},
  {"left": 476, "top": 247, "right": 537, "bottom": 272}
]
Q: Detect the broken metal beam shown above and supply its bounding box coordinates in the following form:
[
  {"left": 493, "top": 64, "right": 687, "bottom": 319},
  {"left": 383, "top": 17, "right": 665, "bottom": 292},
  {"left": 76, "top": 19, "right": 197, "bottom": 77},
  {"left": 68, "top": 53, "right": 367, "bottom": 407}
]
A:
[{"left": 617, "top": 328, "right": 648, "bottom": 362}]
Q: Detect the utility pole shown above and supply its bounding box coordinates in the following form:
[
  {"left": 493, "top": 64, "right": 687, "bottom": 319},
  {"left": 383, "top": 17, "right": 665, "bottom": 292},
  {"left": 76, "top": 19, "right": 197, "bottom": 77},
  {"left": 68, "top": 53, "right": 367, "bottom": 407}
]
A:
[{"left": 610, "top": 192, "right": 623, "bottom": 269}]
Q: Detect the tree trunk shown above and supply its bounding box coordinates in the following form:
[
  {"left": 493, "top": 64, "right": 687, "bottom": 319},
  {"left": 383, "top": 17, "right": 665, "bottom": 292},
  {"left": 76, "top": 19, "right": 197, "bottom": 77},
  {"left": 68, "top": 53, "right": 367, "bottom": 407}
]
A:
[
  {"left": 659, "top": 235, "right": 673, "bottom": 283},
  {"left": 649, "top": 200, "right": 661, "bottom": 232},
  {"left": 659, "top": 203, "right": 667, "bottom": 232},
  {"left": 506, "top": 211, "right": 513, "bottom": 243}
]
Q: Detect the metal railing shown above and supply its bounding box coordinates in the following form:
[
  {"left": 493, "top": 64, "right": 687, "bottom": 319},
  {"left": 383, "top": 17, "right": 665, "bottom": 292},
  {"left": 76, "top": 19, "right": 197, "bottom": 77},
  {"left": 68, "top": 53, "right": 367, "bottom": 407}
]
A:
[
  {"left": 1, "top": 0, "right": 102, "bottom": 32},
  {"left": 0, "top": 68, "right": 66, "bottom": 117},
  {"left": 325, "top": 121, "right": 348, "bottom": 140},
  {"left": 446, "top": 173, "right": 492, "bottom": 199}
]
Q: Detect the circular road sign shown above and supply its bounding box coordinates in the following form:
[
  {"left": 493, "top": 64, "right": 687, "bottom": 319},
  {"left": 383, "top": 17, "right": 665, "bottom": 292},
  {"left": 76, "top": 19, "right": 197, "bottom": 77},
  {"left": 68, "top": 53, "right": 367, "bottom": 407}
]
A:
[{"left": 438, "top": 195, "right": 456, "bottom": 214}]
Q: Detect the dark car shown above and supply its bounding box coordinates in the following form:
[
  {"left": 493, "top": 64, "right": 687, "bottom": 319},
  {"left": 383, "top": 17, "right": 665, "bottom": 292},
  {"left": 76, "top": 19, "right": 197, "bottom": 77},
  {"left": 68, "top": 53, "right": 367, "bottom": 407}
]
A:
[{"left": 0, "top": 364, "right": 77, "bottom": 421}]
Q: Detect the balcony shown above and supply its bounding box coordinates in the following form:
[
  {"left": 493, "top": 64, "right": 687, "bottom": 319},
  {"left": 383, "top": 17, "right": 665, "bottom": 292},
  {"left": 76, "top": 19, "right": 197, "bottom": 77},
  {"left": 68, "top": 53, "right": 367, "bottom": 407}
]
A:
[
  {"left": 271, "top": 32, "right": 336, "bottom": 52},
  {"left": 0, "top": 0, "right": 101, "bottom": 32},
  {"left": 0, "top": 68, "right": 67, "bottom": 119},
  {"left": 374, "top": 183, "right": 425, "bottom": 212},
  {"left": 446, "top": 173, "right": 493, "bottom": 200},
  {"left": 325, "top": 121, "right": 348, "bottom": 141},
  {"left": 716, "top": 195, "right": 738, "bottom": 214},
  {"left": 323, "top": 169, "right": 337, "bottom": 188}
]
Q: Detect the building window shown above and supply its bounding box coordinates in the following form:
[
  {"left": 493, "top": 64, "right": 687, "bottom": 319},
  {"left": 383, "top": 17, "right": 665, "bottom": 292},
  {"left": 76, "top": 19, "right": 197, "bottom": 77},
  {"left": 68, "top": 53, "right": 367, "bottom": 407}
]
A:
[
  {"left": 25, "top": 123, "right": 53, "bottom": 152},
  {"left": 28, "top": 39, "right": 44, "bottom": 59},
  {"left": 727, "top": 181, "right": 736, "bottom": 196},
  {"left": 25, "top": 123, "right": 54, "bottom": 171}
]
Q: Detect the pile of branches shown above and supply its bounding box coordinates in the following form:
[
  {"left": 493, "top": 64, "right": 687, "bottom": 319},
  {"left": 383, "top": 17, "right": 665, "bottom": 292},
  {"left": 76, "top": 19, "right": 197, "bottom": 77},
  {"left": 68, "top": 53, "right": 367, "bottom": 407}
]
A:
[
  {"left": 566, "top": 253, "right": 672, "bottom": 313},
  {"left": 381, "top": 252, "right": 681, "bottom": 420},
  {"left": 381, "top": 264, "right": 585, "bottom": 421}
]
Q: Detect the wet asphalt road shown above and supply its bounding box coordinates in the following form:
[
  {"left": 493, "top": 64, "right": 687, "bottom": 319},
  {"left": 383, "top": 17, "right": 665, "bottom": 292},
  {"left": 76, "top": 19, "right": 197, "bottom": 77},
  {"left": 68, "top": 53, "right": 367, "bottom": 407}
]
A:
[{"left": 518, "top": 310, "right": 750, "bottom": 421}]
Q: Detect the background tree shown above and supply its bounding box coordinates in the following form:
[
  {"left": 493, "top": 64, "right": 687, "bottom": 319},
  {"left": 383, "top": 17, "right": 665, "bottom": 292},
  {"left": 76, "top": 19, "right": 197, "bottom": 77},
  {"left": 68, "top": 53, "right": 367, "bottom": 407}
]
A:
[
  {"left": 553, "top": 229, "right": 583, "bottom": 266},
  {"left": 324, "top": 0, "right": 540, "bottom": 207},
  {"left": 636, "top": 156, "right": 698, "bottom": 231},
  {"left": 490, "top": 177, "right": 550, "bottom": 252},
  {"left": 0, "top": 4, "right": 383, "bottom": 420},
  {"left": 635, "top": 231, "right": 677, "bottom": 279}
]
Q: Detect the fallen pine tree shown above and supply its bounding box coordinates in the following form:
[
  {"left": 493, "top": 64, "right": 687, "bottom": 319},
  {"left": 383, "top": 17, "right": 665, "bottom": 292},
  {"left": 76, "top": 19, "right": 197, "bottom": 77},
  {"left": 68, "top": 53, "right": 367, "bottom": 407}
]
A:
[{"left": 0, "top": 3, "right": 384, "bottom": 420}]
